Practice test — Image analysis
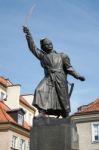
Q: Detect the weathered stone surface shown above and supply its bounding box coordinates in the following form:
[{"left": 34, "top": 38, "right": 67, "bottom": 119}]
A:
[{"left": 30, "top": 117, "right": 79, "bottom": 150}]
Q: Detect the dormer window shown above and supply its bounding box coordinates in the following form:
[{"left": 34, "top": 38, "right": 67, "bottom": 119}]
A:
[
  {"left": 7, "top": 108, "right": 25, "bottom": 126},
  {"left": 18, "top": 114, "right": 24, "bottom": 126}
]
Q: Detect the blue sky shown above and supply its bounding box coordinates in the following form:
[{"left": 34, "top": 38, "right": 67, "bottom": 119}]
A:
[{"left": 0, "top": 0, "right": 99, "bottom": 113}]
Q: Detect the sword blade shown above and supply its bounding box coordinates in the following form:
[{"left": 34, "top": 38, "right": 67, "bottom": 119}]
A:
[{"left": 24, "top": 4, "right": 36, "bottom": 27}]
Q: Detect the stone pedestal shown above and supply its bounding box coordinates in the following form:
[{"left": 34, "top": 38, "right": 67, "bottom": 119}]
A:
[{"left": 30, "top": 117, "right": 79, "bottom": 150}]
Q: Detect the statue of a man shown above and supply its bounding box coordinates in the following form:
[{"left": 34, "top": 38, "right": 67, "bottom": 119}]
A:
[{"left": 23, "top": 26, "right": 85, "bottom": 118}]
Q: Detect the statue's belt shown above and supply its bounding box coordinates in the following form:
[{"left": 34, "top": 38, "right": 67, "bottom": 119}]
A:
[{"left": 47, "top": 68, "right": 63, "bottom": 73}]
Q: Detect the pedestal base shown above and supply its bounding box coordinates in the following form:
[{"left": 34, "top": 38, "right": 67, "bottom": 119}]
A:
[{"left": 30, "top": 117, "right": 79, "bottom": 150}]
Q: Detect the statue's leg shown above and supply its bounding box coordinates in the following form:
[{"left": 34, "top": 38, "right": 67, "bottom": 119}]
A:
[{"left": 55, "top": 81, "right": 70, "bottom": 118}]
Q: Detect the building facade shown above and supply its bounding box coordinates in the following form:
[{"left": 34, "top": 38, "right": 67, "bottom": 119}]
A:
[
  {"left": 72, "top": 98, "right": 99, "bottom": 150},
  {"left": 1, "top": 76, "right": 99, "bottom": 150},
  {"left": 0, "top": 76, "right": 36, "bottom": 150}
]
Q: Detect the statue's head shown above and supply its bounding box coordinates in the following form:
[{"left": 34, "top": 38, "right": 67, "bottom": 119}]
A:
[{"left": 40, "top": 38, "right": 53, "bottom": 53}]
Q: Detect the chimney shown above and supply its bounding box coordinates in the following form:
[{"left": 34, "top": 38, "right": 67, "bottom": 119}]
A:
[{"left": 5, "top": 84, "right": 21, "bottom": 109}]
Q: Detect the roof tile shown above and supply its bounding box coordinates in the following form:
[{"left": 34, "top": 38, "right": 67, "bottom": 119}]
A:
[
  {"left": 77, "top": 98, "right": 99, "bottom": 114},
  {"left": 0, "top": 77, "right": 7, "bottom": 87}
]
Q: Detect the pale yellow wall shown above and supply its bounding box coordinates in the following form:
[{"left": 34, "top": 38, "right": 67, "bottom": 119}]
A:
[
  {"left": 0, "top": 131, "right": 10, "bottom": 150},
  {"left": 0, "top": 130, "right": 29, "bottom": 150},
  {"left": 19, "top": 95, "right": 36, "bottom": 126},
  {"left": 77, "top": 122, "right": 99, "bottom": 150},
  {"left": 20, "top": 104, "right": 34, "bottom": 126},
  {"left": 8, "top": 130, "right": 29, "bottom": 150},
  {"left": 23, "top": 94, "right": 34, "bottom": 105},
  {"left": 22, "top": 94, "right": 39, "bottom": 117}
]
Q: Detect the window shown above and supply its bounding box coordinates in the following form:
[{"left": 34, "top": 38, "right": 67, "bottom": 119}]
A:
[
  {"left": 19, "top": 139, "right": 26, "bottom": 150},
  {"left": 26, "top": 141, "right": 30, "bottom": 150},
  {"left": 18, "top": 114, "right": 24, "bottom": 125},
  {"left": 11, "top": 136, "right": 18, "bottom": 149},
  {"left": 28, "top": 113, "right": 32, "bottom": 126},
  {"left": 91, "top": 122, "right": 99, "bottom": 142},
  {"left": 0, "top": 92, "right": 5, "bottom": 100}
]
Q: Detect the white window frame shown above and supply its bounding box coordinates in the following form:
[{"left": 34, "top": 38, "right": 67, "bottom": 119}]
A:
[
  {"left": 11, "top": 135, "right": 18, "bottom": 149},
  {"left": 18, "top": 114, "right": 24, "bottom": 126},
  {"left": 26, "top": 141, "right": 30, "bottom": 150},
  {"left": 91, "top": 122, "right": 99, "bottom": 143},
  {"left": 0, "top": 91, "right": 6, "bottom": 101},
  {"left": 28, "top": 113, "right": 32, "bottom": 126},
  {"left": 19, "top": 139, "right": 26, "bottom": 150}
]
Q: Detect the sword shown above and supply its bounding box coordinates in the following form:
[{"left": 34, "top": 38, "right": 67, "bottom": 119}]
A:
[
  {"left": 67, "top": 82, "right": 74, "bottom": 113},
  {"left": 24, "top": 4, "right": 36, "bottom": 27},
  {"left": 68, "top": 82, "right": 74, "bottom": 98}
]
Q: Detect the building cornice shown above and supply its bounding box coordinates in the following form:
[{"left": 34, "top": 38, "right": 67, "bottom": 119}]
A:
[
  {"left": 71, "top": 113, "right": 99, "bottom": 123},
  {"left": 0, "top": 122, "right": 30, "bottom": 137}
]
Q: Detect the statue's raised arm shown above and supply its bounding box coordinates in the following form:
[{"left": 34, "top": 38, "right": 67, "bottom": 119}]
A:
[{"left": 23, "top": 26, "right": 44, "bottom": 60}]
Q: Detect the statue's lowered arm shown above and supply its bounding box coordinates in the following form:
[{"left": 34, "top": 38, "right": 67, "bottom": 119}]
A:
[{"left": 62, "top": 54, "right": 85, "bottom": 81}]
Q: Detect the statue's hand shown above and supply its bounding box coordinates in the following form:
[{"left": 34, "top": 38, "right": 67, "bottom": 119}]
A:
[
  {"left": 79, "top": 76, "right": 85, "bottom": 81},
  {"left": 23, "top": 26, "right": 29, "bottom": 34}
]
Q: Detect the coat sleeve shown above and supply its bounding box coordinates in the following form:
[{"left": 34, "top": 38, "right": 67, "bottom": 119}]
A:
[
  {"left": 25, "top": 30, "right": 44, "bottom": 60},
  {"left": 61, "top": 53, "right": 81, "bottom": 79}
]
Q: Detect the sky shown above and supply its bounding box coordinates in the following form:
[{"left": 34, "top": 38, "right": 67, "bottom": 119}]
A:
[{"left": 0, "top": 0, "right": 99, "bottom": 113}]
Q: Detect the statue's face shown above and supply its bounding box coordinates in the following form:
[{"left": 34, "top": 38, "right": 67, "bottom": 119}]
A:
[
  {"left": 41, "top": 43, "right": 53, "bottom": 53},
  {"left": 40, "top": 38, "right": 53, "bottom": 53}
]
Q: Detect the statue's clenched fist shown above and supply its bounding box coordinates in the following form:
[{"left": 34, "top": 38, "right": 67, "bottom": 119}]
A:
[{"left": 23, "top": 26, "right": 29, "bottom": 34}]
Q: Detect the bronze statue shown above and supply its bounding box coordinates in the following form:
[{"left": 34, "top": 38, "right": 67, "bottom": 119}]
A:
[{"left": 23, "top": 26, "right": 85, "bottom": 118}]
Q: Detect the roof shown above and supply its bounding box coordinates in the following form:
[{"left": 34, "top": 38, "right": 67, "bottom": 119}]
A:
[
  {"left": 0, "top": 101, "right": 30, "bottom": 130},
  {"left": 0, "top": 76, "right": 35, "bottom": 112},
  {"left": 76, "top": 98, "right": 99, "bottom": 115},
  {"left": 20, "top": 96, "right": 36, "bottom": 112},
  {"left": 0, "top": 101, "right": 15, "bottom": 123},
  {"left": 0, "top": 76, "right": 8, "bottom": 87},
  {"left": 0, "top": 76, "right": 13, "bottom": 87}
]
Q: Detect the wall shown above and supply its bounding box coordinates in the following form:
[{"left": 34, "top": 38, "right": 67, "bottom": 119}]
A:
[
  {"left": 77, "top": 122, "right": 99, "bottom": 150},
  {"left": 8, "top": 130, "right": 30, "bottom": 150},
  {"left": 23, "top": 94, "right": 34, "bottom": 105},
  {"left": 0, "top": 130, "right": 29, "bottom": 150},
  {"left": 20, "top": 103, "right": 34, "bottom": 126},
  {"left": 0, "top": 131, "right": 10, "bottom": 150}
]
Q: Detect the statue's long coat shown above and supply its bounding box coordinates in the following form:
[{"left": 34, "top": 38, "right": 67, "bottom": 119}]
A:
[{"left": 25, "top": 33, "right": 80, "bottom": 114}]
